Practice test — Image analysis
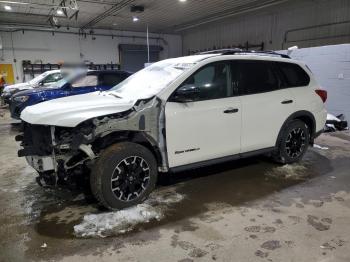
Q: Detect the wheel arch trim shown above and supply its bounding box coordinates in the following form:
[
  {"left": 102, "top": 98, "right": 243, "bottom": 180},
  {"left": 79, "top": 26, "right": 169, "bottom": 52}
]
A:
[
  {"left": 97, "top": 130, "right": 163, "bottom": 168},
  {"left": 276, "top": 110, "right": 316, "bottom": 147}
]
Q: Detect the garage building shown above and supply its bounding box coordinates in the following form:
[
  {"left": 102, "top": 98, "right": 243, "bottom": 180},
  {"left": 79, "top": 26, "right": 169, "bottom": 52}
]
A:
[{"left": 0, "top": 1, "right": 350, "bottom": 261}]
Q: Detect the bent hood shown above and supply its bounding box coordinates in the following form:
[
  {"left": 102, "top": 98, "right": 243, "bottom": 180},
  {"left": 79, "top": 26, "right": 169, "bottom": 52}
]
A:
[
  {"left": 21, "top": 92, "right": 136, "bottom": 127},
  {"left": 3, "top": 82, "right": 33, "bottom": 93}
]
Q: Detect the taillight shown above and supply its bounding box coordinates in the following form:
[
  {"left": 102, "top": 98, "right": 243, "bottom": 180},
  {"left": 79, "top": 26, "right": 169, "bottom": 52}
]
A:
[{"left": 315, "top": 89, "right": 327, "bottom": 103}]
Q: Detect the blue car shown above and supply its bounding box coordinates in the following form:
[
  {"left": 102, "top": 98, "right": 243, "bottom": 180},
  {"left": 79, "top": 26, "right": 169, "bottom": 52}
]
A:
[{"left": 10, "top": 70, "right": 131, "bottom": 119}]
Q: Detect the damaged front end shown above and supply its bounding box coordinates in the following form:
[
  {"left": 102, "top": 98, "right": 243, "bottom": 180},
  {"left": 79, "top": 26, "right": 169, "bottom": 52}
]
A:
[
  {"left": 17, "top": 122, "right": 96, "bottom": 188},
  {"left": 17, "top": 96, "right": 167, "bottom": 189}
]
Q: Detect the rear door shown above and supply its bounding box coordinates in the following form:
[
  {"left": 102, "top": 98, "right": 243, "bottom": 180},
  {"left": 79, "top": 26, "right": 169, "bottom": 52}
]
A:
[
  {"left": 165, "top": 61, "right": 242, "bottom": 168},
  {"left": 235, "top": 60, "right": 295, "bottom": 153}
]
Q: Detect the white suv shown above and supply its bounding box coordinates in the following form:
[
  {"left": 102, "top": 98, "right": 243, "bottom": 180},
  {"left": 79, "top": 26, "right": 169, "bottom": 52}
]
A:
[{"left": 17, "top": 50, "right": 327, "bottom": 210}]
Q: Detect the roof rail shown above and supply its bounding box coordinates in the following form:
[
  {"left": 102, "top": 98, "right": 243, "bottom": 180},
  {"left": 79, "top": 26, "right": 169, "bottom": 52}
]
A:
[
  {"left": 198, "top": 49, "right": 290, "bottom": 59},
  {"left": 199, "top": 48, "right": 242, "bottom": 55}
]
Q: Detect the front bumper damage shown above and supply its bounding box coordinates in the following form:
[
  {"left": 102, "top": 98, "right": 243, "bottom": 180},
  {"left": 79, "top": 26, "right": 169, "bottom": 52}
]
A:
[
  {"left": 17, "top": 96, "right": 169, "bottom": 187},
  {"left": 25, "top": 155, "right": 55, "bottom": 172},
  {"left": 23, "top": 126, "right": 59, "bottom": 173},
  {"left": 17, "top": 124, "right": 74, "bottom": 187}
]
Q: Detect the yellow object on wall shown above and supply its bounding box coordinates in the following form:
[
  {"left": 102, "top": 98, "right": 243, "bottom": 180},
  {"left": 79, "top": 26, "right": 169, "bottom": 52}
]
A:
[{"left": 0, "top": 64, "right": 15, "bottom": 85}]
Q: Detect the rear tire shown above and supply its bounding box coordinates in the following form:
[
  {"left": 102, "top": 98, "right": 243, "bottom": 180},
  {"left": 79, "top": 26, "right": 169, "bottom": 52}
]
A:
[
  {"left": 90, "top": 142, "right": 158, "bottom": 210},
  {"left": 273, "top": 120, "right": 310, "bottom": 164}
]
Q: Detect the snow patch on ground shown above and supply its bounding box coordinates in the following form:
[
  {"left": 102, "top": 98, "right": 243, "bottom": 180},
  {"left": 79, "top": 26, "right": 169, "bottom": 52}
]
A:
[
  {"left": 313, "top": 144, "right": 329, "bottom": 150},
  {"left": 266, "top": 164, "right": 308, "bottom": 180},
  {"left": 74, "top": 204, "right": 160, "bottom": 238},
  {"left": 74, "top": 189, "right": 185, "bottom": 238}
]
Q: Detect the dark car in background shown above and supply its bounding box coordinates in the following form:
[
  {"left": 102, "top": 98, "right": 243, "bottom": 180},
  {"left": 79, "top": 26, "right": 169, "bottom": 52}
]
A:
[{"left": 10, "top": 70, "right": 131, "bottom": 119}]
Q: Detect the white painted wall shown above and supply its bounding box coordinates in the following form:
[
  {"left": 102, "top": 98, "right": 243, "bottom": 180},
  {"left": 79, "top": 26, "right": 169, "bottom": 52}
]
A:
[
  {"left": 0, "top": 28, "right": 182, "bottom": 82},
  {"left": 283, "top": 44, "right": 350, "bottom": 119}
]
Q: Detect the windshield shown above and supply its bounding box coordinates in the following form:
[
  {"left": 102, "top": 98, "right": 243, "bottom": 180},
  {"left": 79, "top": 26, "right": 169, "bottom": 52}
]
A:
[
  {"left": 109, "top": 59, "right": 196, "bottom": 100},
  {"left": 28, "top": 71, "right": 52, "bottom": 86},
  {"left": 50, "top": 69, "right": 86, "bottom": 89},
  {"left": 51, "top": 77, "right": 68, "bottom": 89}
]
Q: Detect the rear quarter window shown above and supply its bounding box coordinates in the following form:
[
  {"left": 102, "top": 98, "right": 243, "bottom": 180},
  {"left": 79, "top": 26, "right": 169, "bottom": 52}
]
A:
[{"left": 277, "top": 62, "right": 310, "bottom": 87}]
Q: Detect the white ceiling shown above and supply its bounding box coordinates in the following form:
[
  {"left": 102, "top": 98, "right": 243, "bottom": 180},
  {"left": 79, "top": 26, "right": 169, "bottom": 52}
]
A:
[{"left": 0, "top": 0, "right": 289, "bottom": 33}]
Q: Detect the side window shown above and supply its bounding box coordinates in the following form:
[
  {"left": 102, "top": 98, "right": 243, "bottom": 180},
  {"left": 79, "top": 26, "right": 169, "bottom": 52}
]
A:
[
  {"left": 180, "top": 62, "right": 231, "bottom": 101},
  {"left": 71, "top": 75, "right": 98, "bottom": 88},
  {"left": 278, "top": 62, "right": 310, "bottom": 87},
  {"left": 99, "top": 74, "right": 124, "bottom": 86},
  {"left": 42, "top": 73, "right": 62, "bottom": 84},
  {"left": 235, "top": 61, "right": 279, "bottom": 95}
]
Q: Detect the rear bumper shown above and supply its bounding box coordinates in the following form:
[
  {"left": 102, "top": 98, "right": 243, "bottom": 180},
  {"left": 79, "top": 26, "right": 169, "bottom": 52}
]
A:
[{"left": 314, "top": 108, "right": 327, "bottom": 133}]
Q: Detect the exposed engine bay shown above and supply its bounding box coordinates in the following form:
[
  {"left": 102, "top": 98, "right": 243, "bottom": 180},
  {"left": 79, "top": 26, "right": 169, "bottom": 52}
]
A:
[{"left": 16, "top": 97, "right": 168, "bottom": 188}]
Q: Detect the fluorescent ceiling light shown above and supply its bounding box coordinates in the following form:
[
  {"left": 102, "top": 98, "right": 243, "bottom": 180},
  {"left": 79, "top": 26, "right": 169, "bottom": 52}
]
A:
[
  {"left": 0, "top": 1, "right": 28, "bottom": 4},
  {"left": 179, "top": 0, "right": 187, "bottom": 2},
  {"left": 133, "top": 16, "right": 139, "bottom": 22},
  {"left": 56, "top": 9, "right": 64, "bottom": 15},
  {"left": 4, "top": 4, "right": 12, "bottom": 10}
]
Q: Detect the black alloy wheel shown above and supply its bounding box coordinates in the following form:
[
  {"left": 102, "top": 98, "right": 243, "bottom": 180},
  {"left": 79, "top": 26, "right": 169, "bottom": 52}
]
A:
[
  {"left": 273, "top": 119, "right": 310, "bottom": 164},
  {"left": 90, "top": 142, "right": 158, "bottom": 210},
  {"left": 285, "top": 127, "right": 307, "bottom": 159},
  {"left": 110, "top": 156, "right": 151, "bottom": 202}
]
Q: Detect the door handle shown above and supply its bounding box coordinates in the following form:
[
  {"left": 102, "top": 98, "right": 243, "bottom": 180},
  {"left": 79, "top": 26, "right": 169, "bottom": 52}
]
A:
[
  {"left": 281, "top": 100, "right": 293, "bottom": 104},
  {"left": 224, "top": 108, "right": 239, "bottom": 114}
]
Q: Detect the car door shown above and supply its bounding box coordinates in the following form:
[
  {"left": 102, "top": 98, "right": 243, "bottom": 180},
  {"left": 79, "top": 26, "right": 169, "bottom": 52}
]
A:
[
  {"left": 236, "top": 60, "right": 295, "bottom": 153},
  {"left": 165, "top": 61, "right": 242, "bottom": 168},
  {"left": 68, "top": 74, "right": 99, "bottom": 96},
  {"left": 98, "top": 73, "right": 127, "bottom": 91}
]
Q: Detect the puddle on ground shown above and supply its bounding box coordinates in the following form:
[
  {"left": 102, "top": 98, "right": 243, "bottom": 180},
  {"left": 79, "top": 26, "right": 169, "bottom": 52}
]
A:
[
  {"left": 22, "top": 148, "right": 334, "bottom": 241},
  {"left": 3, "top": 115, "right": 350, "bottom": 261},
  {"left": 2, "top": 141, "right": 349, "bottom": 261}
]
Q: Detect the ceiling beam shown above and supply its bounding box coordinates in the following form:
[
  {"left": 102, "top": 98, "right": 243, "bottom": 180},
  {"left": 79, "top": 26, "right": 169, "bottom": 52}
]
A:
[
  {"left": 80, "top": 0, "right": 135, "bottom": 30},
  {"left": 76, "top": 0, "right": 117, "bottom": 5},
  {"left": 172, "top": 0, "right": 290, "bottom": 32},
  {"left": 0, "top": 0, "right": 56, "bottom": 7},
  {"left": 0, "top": 0, "right": 116, "bottom": 7},
  {"left": 0, "top": 11, "right": 62, "bottom": 19}
]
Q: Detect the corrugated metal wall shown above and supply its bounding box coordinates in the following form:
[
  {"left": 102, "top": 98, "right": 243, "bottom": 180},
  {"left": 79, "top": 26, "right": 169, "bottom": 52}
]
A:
[{"left": 181, "top": 0, "right": 350, "bottom": 54}]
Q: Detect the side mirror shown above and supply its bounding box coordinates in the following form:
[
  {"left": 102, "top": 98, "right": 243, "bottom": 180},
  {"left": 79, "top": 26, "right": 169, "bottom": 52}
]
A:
[
  {"left": 38, "top": 81, "right": 44, "bottom": 86},
  {"left": 172, "top": 84, "right": 200, "bottom": 103}
]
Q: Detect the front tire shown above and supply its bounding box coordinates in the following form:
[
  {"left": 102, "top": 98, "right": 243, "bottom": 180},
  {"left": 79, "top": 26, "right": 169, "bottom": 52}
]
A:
[
  {"left": 90, "top": 142, "right": 158, "bottom": 210},
  {"left": 273, "top": 120, "right": 310, "bottom": 164}
]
